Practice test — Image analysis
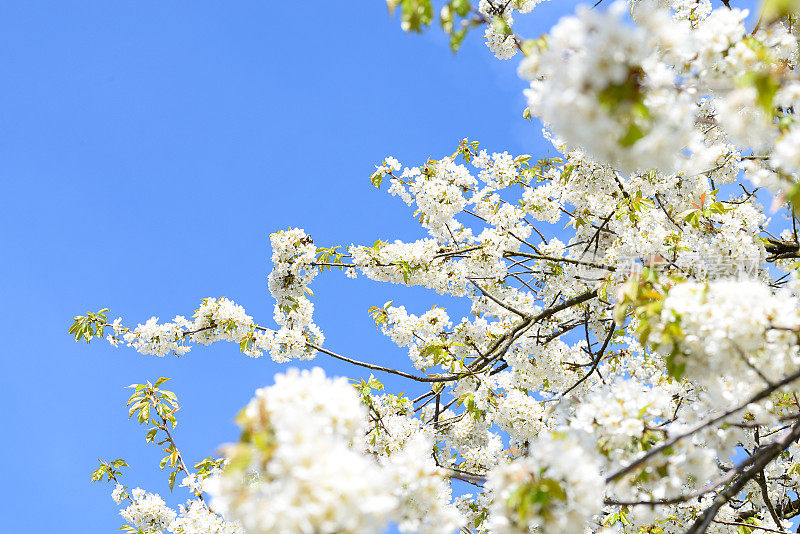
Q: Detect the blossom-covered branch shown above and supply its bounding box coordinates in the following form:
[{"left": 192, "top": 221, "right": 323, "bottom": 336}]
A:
[{"left": 73, "top": 1, "right": 800, "bottom": 533}]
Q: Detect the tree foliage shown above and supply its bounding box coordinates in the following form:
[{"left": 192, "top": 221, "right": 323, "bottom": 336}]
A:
[{"left": 75, "top": 1, "right": 800, "bottom": 533}]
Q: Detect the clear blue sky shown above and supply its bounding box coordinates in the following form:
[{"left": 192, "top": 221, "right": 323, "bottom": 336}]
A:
[{"left": 0, "top": 1, "right": 756, "bottom": 532}]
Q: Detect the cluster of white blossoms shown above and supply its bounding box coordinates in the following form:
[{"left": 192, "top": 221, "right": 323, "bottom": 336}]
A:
[
  {"left": 360, "top": 392, "right": 465, "bottom": 533},
  {"left": 478, "top": 0, "right": 550, "bottom": 59},
  {"left": 206, "top": 367, "right": 395, "bottom": 534},
  {"left": 380, "top": 432, "right": 464, "bottom": 534},
  {"left": 105, "top": 297, "right": 254, "bottom": 357},
  {"left": 570, "top": 379, "right": 729, "bottom": 504},
  {"left": 104, "top": 295, "right": 315, "bottom": 362},
  {"left": 520, "top": 2, "right": 697, "bottom": 174},
  {"left": 265, "top": 228, "right": 324, "bottom": 359},
  {"left": 490, "top": 387, "right": 546, "bottom": 444},
  {"left": 120, "top": 489, "right": 177, "bottom": 532},
  {"left": 571, "top": 381, "right": 673, "bottom": 462},
  {"left": 485, "top": 432, "right": 604, "bottom": 534},
  {"left": 662, "top": 0, "right": 712, "bottom": 21},
  {"left": 382, "top": 154, "right": 477, "bottom": 237},
  {"left": 116, "top": 488, "right": 241, "bottom": 534},
  {"left": 378, "top": 304, "right": 457, "bottom": 370},
  {"left": 521, "top": 0, "right": 800, "bottom": 198},
  {"left": 651, "top": 279, "right": 800, "bottom": 401},
  {"left": 168, "top": 501, "right": 243, "bottom": 534},
  {"left": 348, "top": 237, "right": 472, "bottom": 296},
  {"left": 206, "top": 368, "right": 464, "bottom": 534}
]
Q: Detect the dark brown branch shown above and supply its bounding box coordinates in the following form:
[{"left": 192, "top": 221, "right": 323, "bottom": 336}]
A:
[
  {"left": 607, "top": 367, "right": 800, "bottom": 483},
  {"left": 684, "top": 421, "right": 800, "bottom": 534}
]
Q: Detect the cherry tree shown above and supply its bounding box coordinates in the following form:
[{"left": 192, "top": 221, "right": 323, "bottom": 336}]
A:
[{"left": 73, "top": 1, "right": 800, "bottom": 533}]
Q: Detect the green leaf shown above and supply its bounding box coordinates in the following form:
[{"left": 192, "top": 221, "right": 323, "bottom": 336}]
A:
[
  {"left": 763, "top": 0, "right": 800, "bottom": 22},
  {"left": 370, "top": 170, "right": 385, "bottom": 188},
  {"left": 450, "top": 28, "right": 468, "bottom": 53},
  {"left": 139, "top": 404, "right": 150, "bottom": 424},
  {"left": 665, "top": 352, "right": 686, "bottom": 381},
  {"left": 398, "top": 0, "right": 433, "bottom": 32},
  {"left": 452, "top": 0, "right": 470, "bottom": 16},
  {"left": 619, "top": 122, "right": 645, "bottom": 148},
  {"left": 128, "top": 401, "right": 144, "bottom": 418},
  {"left": 560, "top": 163, "right": 574, "bottom": 182},
  {"left": 90, "top": 466, "right": 106, "bottom": 482}
]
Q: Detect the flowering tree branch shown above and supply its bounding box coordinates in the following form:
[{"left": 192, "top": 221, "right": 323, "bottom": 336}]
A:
[{"left": 73, "top": 1, "right": 800, "bottom": 533}]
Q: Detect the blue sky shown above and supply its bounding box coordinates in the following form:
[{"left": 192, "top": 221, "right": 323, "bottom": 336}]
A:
[{"left": 1, "top": 1, "right": 759, "bottom": 532}]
